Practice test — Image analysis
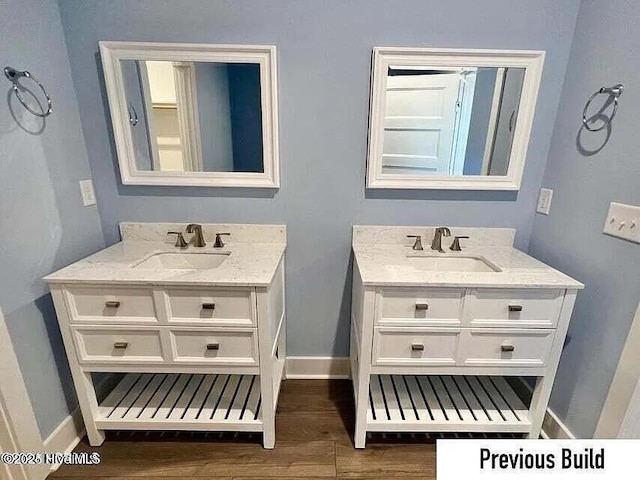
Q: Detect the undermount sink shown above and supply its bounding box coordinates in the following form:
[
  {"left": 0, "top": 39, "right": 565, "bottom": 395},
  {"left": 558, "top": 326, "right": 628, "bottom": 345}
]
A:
[
  {"left": 407, "top": 255, "right": 501, "bottom": 273},
  {"left": 133, "top": 252, "right": 230, "bottom": 270}
]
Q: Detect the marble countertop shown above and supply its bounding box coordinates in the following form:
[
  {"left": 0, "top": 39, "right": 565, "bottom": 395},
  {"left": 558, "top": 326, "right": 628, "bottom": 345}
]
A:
[
  {"left": 44, "top": 223, "right": 286, "bottom": 287},
  {"left": 353, "top": 244, "right": 583, "bottom": 288},
  {"left": 351, "top": 225, "right": 583, "bottom": 289},
  {"left": 44, "top": 241, "right": 286, "bottom": 287},
  {"left": 44, "top": 222, "right": 286, "bottom": 287}
]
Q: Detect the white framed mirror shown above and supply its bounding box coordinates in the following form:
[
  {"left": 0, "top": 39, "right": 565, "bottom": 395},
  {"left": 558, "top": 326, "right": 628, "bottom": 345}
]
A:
[
  {"left": 366, "top": 47, "right": 545, "bottom": 190},
  {"left": 99, "top": 41, "right": 280, "bottom": 188}
]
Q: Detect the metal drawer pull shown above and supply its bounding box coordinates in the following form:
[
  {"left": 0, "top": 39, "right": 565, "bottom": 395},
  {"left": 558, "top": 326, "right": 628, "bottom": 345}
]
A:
[
  {"left": 202, "top": 303, "right": 216, "bottom": 310},
  {"left": 113, "top": 342, "right": 129, "bottom": 349},
  {"left": 411, "top": 343, "right": 425, "bottom": 351},
  {"left": 415, "top": 303, "right": 429, "bottom": 311},
  {"left": 105, "top": 301, "right": 121, "bottom": 308},
  {"left": 206, "top": 343, "right": 220, "bottom": 351},
  {"left": 501, "top": 344, "right": 515, "bottom": 352},
  {"left": 508, "top": 305, "right": 523, "bottom": 312}
]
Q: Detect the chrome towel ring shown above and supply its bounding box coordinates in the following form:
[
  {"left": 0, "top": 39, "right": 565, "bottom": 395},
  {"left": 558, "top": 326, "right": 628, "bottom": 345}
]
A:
[
  {"left": 4, "top": 66, "right": 53, "bottom": 118},
  {"left": 582, "top": 84, "right": 623, "bottom": 132}
]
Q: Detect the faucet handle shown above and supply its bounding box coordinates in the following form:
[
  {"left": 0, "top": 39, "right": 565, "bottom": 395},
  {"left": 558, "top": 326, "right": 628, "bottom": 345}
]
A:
[
  {"left": 168, "top": 231, "right": 188, "bottom": 248},
  {"left": 214, "top": 232, "right": 231, "bottom": 248},
  {"left": 450, "top": 236, "right": 470, "bottom": 251},
  {"left": 407, "top": 235, "right": 423, "bottom": 251}
]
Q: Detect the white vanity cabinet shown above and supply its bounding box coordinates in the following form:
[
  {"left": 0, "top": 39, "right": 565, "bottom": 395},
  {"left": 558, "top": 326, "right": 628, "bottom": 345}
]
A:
[
  {"left": 46, "top": 223, "right": 287, "bottom": 449},
  {"left": 350, "top": 226, "right": 582, "bottom": 448}
]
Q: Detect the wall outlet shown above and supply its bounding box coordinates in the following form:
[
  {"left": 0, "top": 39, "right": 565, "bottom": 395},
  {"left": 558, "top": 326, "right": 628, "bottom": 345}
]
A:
[
  {"left": 603, "top": 202, "right": 640, "bottom": 244},
  {"left": 79, "top": 179, "right": 96, "bottom": 206},
  {"left": 536, "top": 187, "right": 553, "bottom": 215}
]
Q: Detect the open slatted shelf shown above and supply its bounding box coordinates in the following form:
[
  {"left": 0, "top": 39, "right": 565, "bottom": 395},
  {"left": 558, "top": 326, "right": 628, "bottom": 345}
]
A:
[
  {"left": 368, "top": 375, "right": 531, "bottom": 433},
  {"left": 96, "top": 373, "right": 262, "bottom": 431}
]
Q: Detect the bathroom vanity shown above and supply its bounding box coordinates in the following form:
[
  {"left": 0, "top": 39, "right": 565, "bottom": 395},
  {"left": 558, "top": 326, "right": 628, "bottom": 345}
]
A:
[
  {"left": 350, "top": 226, "right": 582, "bottom": 447},
  {"left": 44, "top": 223, "right": 286, "bottom": 449}
]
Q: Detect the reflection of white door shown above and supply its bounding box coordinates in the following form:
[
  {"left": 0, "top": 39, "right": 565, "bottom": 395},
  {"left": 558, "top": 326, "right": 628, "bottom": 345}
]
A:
[
  {"left": 382, "top": 69, "right": 475, "bottom": 175},
  {"left": 139, "top": 61, "right": 203, "bottom": 172}
]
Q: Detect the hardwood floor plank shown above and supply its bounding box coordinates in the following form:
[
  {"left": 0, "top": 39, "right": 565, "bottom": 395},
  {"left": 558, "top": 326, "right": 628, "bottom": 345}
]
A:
[
  {"left": 276, "top": 380, "right": 353, "bottom": 415},
  {"left": 276, "top": 412, "right": 353, "bottom": 443},
  {"left": 51, "top": 440, "right": 335, "bottom": 478},
  {"left": 50, "top": 380, "right": 444, "bottom": 479},
  {"left": 335, "top": 443, "right": 436, "bottom": 478}
]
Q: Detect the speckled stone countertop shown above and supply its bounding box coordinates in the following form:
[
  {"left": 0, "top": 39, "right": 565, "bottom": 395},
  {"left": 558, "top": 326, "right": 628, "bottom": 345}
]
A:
[
  {"left": 352, "top": 226, "right": 583, "bottom": 289},
  {"left": 44, "top": 223, "right": 286, "bottom": 287}
]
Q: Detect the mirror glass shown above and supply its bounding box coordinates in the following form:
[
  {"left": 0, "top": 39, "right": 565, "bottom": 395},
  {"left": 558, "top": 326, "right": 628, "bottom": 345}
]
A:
[
  {"left": 381, "top": 66, "right": 525, "bottom": 177},
  {"left": 121, "top": 60, "right": 264, "bottom": 173}
]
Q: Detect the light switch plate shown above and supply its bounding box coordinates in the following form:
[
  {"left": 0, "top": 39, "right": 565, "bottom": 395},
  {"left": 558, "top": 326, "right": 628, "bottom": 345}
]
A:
[
  {"left": 79, "top": 179, "right": 96, "bottom": 206},
  {"left": 603, "top": 202, "right": 640, "bottom": 244},
  {"left": 536, "top": 188, "right": 553, "bottom": 215}
]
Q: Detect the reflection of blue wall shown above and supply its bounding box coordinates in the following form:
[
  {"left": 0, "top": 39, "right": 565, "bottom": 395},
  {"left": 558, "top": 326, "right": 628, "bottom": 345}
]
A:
[
  {"left": 195, "top": 63, "right": 234, "bottom": 171},
  {"left": 464, "top": 68, "right": 496, "bottom": 175},
  {"left": 228, "top": 64, "right": 264, "bottom": 173}
]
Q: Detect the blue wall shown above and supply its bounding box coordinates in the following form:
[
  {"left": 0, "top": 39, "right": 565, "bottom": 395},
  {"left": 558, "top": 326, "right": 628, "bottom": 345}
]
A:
[
  {"left": 58, "top": 0, "right": 580, "bottom": 357},
  {"left": 0, "top": 0, "right": 105, "bottom": 437},
  {"left": 529, "top": 0, "right": 640, "bottom": 438}
]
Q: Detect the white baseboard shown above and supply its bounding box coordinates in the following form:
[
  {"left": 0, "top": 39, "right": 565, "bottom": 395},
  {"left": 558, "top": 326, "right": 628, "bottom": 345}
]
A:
[
  {"left": 42, "top": 374, "right": 119, "bottom": 474},
  {"left": 43, "top": 408, "right": 84, "bottom": 473},
  {"left": 286, "top": 356, "right": 350, "bottom": 379},
  {"left": 541, "top": 407, "right": 575, "bottom": 440},
  {"left": 514, "top": 378, "right": 575, "bottom": 439}
]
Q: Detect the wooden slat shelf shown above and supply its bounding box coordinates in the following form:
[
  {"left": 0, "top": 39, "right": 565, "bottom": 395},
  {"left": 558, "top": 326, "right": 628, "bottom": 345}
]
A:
[
  {"left": 96, "top": 373, "right": 263, "bottom": 432},
  {"left": 367, "top": 375, "right": 531, "bottom": 433}
]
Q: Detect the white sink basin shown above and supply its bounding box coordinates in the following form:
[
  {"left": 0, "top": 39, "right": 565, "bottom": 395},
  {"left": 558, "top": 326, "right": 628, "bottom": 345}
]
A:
[
  {"left": 407, "top": 255, "right": 500, "bottom": 273},
  {"left": 134, "top": 252, "right": 230, "bottom": 270}
]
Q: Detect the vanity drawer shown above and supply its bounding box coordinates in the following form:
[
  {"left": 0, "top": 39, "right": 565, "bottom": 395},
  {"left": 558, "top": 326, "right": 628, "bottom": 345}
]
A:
[
  {"left": 372, "top": 327, "right": 459, "bottom": 366},
  {"left": 72, "top": 327, "right": 164, "bottom": 364},
  {"left": 65, "top": 286, "right": 157, "bottom": 324},
  {"left": 169, "top": 329, "right": 258, "bottom": 366},
  {"left": 165, "top": 288, "right": 254, "bottom": 327},
  {"left": 465, "top": 289, "right": 564, "bottom": 328},
  {"left": 378, "top": 288, "right": 463, "bottom": 327},
  {"left": 459, "top": 328, "right": 555, "bottom": 367}
]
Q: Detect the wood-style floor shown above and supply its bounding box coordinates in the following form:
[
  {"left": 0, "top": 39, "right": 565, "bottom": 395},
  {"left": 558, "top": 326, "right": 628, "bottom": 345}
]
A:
[{"left": 50, "top": 379, "right": 437, "bottom": 479}]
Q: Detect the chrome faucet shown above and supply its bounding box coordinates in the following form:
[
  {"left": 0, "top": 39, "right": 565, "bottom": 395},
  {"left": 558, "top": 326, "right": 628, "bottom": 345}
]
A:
[
  {"left": 186, "top": 224, "right": 206, "bottom": 247},
  {"left": 431, "top": 227, "right": 451, "bottom": 253}
]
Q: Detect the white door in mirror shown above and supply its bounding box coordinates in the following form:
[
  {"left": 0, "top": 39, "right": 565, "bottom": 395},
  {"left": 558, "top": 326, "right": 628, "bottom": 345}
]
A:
[{"left": 603, "top": 202, "right": 640, "bottom": 244}]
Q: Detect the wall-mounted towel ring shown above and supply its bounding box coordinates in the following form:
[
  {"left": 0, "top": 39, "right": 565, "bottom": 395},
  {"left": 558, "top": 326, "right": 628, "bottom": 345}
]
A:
[
  {"left": 582, "top": 84, "right": 623, "bottom": 132},
  {"left": 4, "top": 66, "right": 53, "bottom": 118}
]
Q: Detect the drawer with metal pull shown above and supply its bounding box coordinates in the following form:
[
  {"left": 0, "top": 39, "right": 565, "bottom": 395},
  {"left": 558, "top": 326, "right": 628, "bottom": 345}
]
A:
[
  {"left": 165, "top": 288, "right": 255, "bottom": 327},
  {"left": 71, "top": 327, "right": 165, "bottom": 364},
  {"left": 372, "top": 327, "right": 460, "bottom": 366},
  {"left": 377, "top": 288, "right": 464, "bottom": 327},
  {"left": 169, "top": 329, "right": 258, "bottom": 366},
  {"left": 459, "top": 328, "right": 555, "bottom": 367},
  {"left": 465, "top": 288, "right": 564, "bottom": 328},
  {"left": 65, "top": 286, "right": 157, "bottom": 324}
]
